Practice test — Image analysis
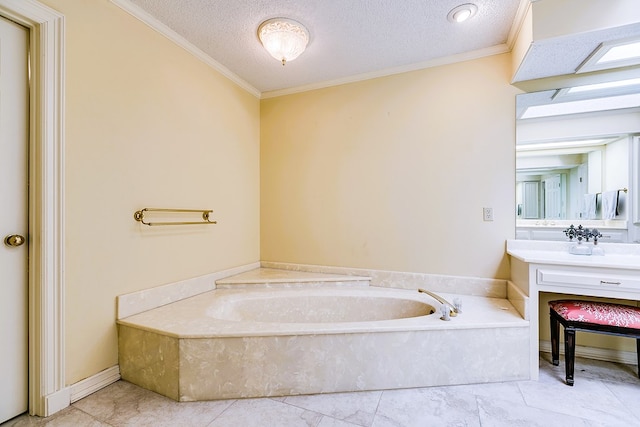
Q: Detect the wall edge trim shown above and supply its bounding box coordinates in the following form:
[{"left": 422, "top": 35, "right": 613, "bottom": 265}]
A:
[{"left": 260, "top": 44, "right": 510, "bottom": 99}]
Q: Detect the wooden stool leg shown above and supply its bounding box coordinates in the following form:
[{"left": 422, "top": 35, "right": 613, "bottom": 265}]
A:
[
  {"left": 564, "top": 328, "right": 576, "bottom": 386},
  {"left": 637, "top": 339, "right": 639, "bottom": 379},
  {"left": 550, "top": 311, "right": 560, "bottom": 366}
]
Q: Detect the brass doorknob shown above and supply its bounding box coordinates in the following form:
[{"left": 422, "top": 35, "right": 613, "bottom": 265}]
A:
[{"left": 4, "top": 234, "right": 26, "bottom": 247}]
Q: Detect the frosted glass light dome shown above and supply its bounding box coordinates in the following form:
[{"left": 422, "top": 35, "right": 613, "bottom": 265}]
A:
[{"left": 258, "top": 18, "right": 309, "bottom": 66}]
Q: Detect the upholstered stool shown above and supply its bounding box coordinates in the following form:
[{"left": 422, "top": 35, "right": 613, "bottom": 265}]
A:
[{"left": 548, "top": 300, "right": 640, "bottom": 386}]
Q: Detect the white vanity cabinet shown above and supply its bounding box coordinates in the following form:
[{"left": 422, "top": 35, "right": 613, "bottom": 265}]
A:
[
  {"left": 537, "top": 265, "right": 640, "bottom": 297},
  {"left": 506, "top": 240, "right": 640, "bottom": 380}
]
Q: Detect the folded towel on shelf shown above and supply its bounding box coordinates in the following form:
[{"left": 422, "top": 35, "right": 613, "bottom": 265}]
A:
[
  {"left": 583, "top": 193, "right": 597, "bottom": 219},
  {"left": 601, "top": 190, "right": 619, "bottom": 220}
]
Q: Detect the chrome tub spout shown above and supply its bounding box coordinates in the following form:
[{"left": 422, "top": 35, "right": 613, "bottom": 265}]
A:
[{"left": 418, "top": 288, "right": 459, "bottom": 317}]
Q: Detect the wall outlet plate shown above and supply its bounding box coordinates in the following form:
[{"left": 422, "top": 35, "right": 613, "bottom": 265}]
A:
[{"left": 483, "top": 207, "right": 493, "bottom": 221}]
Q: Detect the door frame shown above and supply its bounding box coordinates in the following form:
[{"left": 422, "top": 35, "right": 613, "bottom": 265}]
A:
[{"left": 0, "top": 0, "right": 64, "bottom": 417}]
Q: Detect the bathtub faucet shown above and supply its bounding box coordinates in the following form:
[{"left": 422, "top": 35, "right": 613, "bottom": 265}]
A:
[{"left": 418, "top": 288, "right": 459, "bottom": 317}]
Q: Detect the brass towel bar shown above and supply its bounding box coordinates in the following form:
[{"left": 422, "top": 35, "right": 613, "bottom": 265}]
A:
[{"left": 134, "top": 208, "right": 217, "bottom": 226}]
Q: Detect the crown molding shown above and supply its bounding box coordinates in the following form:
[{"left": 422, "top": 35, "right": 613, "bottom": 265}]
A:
[
  {"left": 111, "top": 0, "right": 524, "bottom": 100},
  {"left": 261, "top": 44, "right": 510, "bottom": 99},
  {"left": 507, "top": 0, "right": 534, "bottom": 51},
  {"left": 259, "top": 0, "right": 532, "bottom": 100}
]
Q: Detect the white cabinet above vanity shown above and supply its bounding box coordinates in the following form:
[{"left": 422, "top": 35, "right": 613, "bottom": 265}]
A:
[{"left": 506, "top": 239, "right": 640, "bottom": 380}]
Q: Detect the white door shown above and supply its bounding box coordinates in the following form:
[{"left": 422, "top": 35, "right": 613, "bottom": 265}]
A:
[
  {"left": 522, "top": 181, "right": 540, "bottom": 219},
  {"left": 0, "top": 15, "right": 29, "bottom": 424},
  {"left": 577, "top": 163, "right": 588, "bottom": 219},
  {"left": 544, "top": 174, "right": 562, "bottom": 219}
]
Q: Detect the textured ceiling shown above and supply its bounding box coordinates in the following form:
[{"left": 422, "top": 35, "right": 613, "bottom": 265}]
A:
[{"left": 123, "top": 0, "right": 524, "bottom": 95}]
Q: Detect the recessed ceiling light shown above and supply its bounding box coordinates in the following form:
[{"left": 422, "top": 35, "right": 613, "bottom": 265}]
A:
[
  {"left": 516, "top": 138, "right": 616, "bottom": 152},
  {"left": 577, "top": 37, "right": 640, "bottom": 73},
  {"left": 564, "top": 77, "right": 640, "bottom": 95},
  {"left": 447, "top": 4, "right": 478, "bottom": 23},
  {"left": 520, "top": 93, "right": 640, "bottom": 119},
  {"left": 552, "top": 77, "right": 640, "bottom": 101},
  {"left": 599, "top": 41, "right": 640, "bottom": 63}
]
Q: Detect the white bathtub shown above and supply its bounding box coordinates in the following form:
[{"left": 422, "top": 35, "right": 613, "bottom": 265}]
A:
[
  {"left": 206, "top": 287, "right": 436, "bottom": 323},
  {"left": 118, "top": 286, "right": 529, "bottom": 401}
]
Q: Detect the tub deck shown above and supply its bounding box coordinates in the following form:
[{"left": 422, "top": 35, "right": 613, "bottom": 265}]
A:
[
  {"left": 117, "top": 268, "right": 530, "bottom": 401},
  {"left": 118, "top": 287, "right": 525, "bottom": 338}
]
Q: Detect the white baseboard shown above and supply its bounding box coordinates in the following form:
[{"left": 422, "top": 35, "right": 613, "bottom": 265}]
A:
[
  {"left": 42, "top": 365, "right": 121, "bottom": 415},
  {"left": 70, "top": 365, "right": 121, "bottom": 403},
  {"left": 540, "top": 340, "right": 638, "bottom": 365},
  {"left": 44, "top": 387, "right": 70, "bottom": 417}
]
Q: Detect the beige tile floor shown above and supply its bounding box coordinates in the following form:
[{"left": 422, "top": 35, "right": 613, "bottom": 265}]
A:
[{"left": 3, "top": 353, "right": 639, "bottom": 427}]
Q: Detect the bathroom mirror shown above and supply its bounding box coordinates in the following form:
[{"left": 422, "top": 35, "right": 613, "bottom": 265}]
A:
[{"left": 515, "top": 79, "right": 640, "bottom": 242}]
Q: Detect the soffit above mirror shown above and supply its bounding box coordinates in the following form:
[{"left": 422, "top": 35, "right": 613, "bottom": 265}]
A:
[{"left": 514, "top": 23, "right": 640, "bottom": 82}]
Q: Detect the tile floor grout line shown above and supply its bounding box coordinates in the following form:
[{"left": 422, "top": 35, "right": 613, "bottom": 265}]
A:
[
  {"left": 372, "top": 389, "right": 385, "bottom": 425},
  {"left": 277, "top": 396, "right": 362, "bottom": 426},
  {"left": 205, "top": 398, "right": 239, "bottom": 426},
  {"left": 69, "top": 404, "right": 105, "bottom": 423},
  {"left": 598, "top": 380, "right": 640, "bottom": 424}
]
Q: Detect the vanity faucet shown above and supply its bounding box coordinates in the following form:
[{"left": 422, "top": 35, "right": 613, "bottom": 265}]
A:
[{"left": 563, "top": 224, "right": 603, "bottom": 242}]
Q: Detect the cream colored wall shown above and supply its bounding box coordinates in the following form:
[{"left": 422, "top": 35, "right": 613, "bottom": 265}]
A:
[
  {"left": 39, "top": 0, "right": 260, "bottom": 384},
  {"left": 261, "top": 53, "right": 520, "bottom": 279}
]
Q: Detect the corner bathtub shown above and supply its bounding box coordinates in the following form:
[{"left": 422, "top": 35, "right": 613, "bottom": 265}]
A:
[{"left": 117, "top": 286, "right": 529, "bottom": 401}]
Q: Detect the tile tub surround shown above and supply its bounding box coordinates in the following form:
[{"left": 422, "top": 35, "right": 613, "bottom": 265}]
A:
[
  {"left": 116, "top": 262, "right": 260, "bottom": 319},
  {"left": 216, "top": 267, "right": 372, "bottom": 289},
  {"left": 118, "top": 286, "right": 529, "bottom": 402},
  {"left": 260, "top": 261, "right": 509, "bottom": 298}
]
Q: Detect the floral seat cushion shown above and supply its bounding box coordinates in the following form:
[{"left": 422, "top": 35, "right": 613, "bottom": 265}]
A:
[{"left": 549, "top": 300, "right": 640, "bottom": 329}]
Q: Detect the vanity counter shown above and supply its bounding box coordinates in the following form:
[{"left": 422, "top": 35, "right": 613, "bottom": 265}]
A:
[{"left": 507, "top": 240, "right": 640, "bottom": 270}]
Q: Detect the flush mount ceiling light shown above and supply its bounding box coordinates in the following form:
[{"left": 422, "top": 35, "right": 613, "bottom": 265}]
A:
[
  {"left": 519, "top": 92, "right": 640, "bottom": 119},
  {"left": 516, "top": 138, "right": 619, "bottom": 153},
  {"left": 552, "top": 77, "right": 640, "bottom": 101},
  {"left": 577, "top": 37, "right": 640, "bottom": 73},
  {"left": 258, "top": 18, "right": 309, "bottom": 66},
  {"left": 447, "top": 3, "right": 478, "bottom": 23}
]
